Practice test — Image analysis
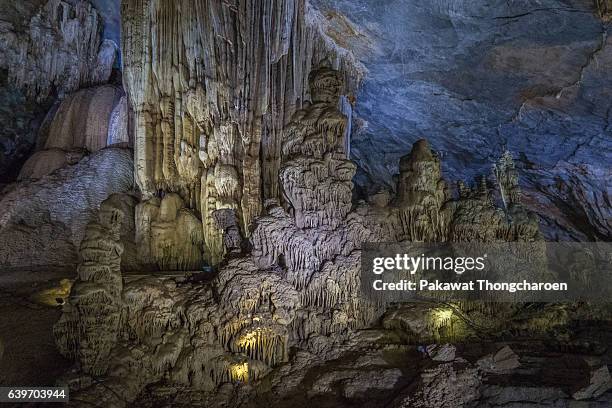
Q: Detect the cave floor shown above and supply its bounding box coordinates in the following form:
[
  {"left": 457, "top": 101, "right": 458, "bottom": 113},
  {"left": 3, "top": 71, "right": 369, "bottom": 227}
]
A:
[
  {"left": 1, "top": 269, "right": 611, "bottom": 407},
  {"left": 0, "top": 268, "right": 73, "bottom": 387},
  {"left": 132, "top": 324, "right": 612, "bottom": 408}
]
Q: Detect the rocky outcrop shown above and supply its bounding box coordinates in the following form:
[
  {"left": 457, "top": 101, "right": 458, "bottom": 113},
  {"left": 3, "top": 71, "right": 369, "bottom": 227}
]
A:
[
  {"left": 41, "top": 85, "right": 129, "bottom": 153},
  {"left": 0, "top": 0, "right": 115, "bottom": 102},
  {"left": 135, "top": 193, "right": 204, "bottom": 271},
  {"left": 319, "top": 0, "right": 611, "bottom": 241},
  {"left": 0, "top": 148, "right": 134, "bottom": 270},
  {"left": 55, "top": 66, "right": 370, "bottom": 405},
  {"left": 395, "top": 139, "right": 450, "bottom": 242},
  {"left": 121, "top": 0, "right": 363, "bottom": 265},
  {"left": 0, "top": 0, "right": 117, "bottom": 182}
]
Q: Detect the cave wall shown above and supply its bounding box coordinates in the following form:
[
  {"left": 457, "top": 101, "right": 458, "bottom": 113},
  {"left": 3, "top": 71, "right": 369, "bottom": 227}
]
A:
[
  {"left": 0, "top": 0, "right": 117, "bottom": 183},
  {"left": 0, "top": 0, "right": 134, "bottom": 271},
  {"left": 313, "top": 0, "right": 611, "bottom": 241},
  {"left": 121, "top": 0, "right": 363, "bottom": 264}
]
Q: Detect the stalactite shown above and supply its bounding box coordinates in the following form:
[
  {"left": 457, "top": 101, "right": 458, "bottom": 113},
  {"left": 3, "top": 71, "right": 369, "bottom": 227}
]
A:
[
  {"left": 59, "top": 59, "right": 548, "bottom": 406},
  {"left": 121, "top": 0, "right": 363, "bottom": 264},
  {"left": 0, "top": 0, "right": 115, "bottom": 102}
]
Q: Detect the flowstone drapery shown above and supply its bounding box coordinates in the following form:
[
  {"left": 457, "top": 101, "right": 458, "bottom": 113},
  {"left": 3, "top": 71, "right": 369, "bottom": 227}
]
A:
[
  {"left": 18, "top": 85, "right": 130, "bottom": 181},
  {"left": 135, "top": 193, "right": 205, "bottom": 271},
  {"left": 121, "top": 0, "right": 363, "bottom": 265}
]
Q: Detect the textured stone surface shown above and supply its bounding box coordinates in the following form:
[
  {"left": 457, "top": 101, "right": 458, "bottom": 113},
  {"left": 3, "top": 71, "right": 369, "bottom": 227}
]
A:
[
  {"left": 42, "top": 84, "right": 129, "bottom": 153},
  {"left": 120, "top": 0, "right": 364, "bottom": 265},
  {"left": 0, "top": 148, "right": 134, "bottom": 269},
  {"left": 16, "top": 84, "right": 130, "bottom": 181},
  {"left": 312, "top": 0, "right": 611, "bottom": 240},
  {"left": 52, "top": 69, "right": 560, "bottom": 408},
  {"left": 0, "top": 0, "right": 117, "bottom": 182},
  {"left": 54, "top": 194, "right": 128, "bottom": 376}
]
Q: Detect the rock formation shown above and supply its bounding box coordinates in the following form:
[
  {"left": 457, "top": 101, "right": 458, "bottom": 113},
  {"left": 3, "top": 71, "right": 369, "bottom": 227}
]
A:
[
  {"left": 597, "top": 0, "right": 612, "bottom": 20},
  {"left": 0, "top": 0, "right": 118, "bottom": 180},
  {"left": 54, "top": 194, "right": 128, "bottom": 376},
  {"left": 136, "top": 193, "right": 204, "bottom": 271},
  {"left": 120, "top": 0, "right": 364, "bottom": 265},
  {"left": 0, "top": 148, "right": 134, "bottom": 270},
  {"left": 0, "top": 0, "right": 116, "bottom": 102},
  {"left": 212, "top": 209, "right": 243, "bottom": 256},
  {"left": 395, "top": 139, "right": 450, "bottom": 242},
  {"left": 51, "top": 64, "right": 562, "bottom": 407},
  {"left": 18, "top": 84, "right": 130, "bottom": 181}
]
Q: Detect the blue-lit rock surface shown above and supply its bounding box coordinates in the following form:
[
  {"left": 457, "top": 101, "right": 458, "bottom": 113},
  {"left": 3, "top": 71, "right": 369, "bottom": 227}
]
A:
[{"left": 313, "top": 0, "right": 611, "bottom": 240}]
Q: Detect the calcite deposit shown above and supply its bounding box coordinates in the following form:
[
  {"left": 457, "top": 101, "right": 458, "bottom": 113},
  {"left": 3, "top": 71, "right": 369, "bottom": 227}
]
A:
[
  {"left": 120, "top": 0, "right": 363, "bottom": 265},
  {"left": 51, "top": 66, "right": 559, "bottom": 407},
  {"left": 136, "top": 194, "right": 204, "bottom": 271},
  {"left": 0, "top": 148, "right": 134, "bottom": 270},
  {"left": 0, "top": 0, "right": 118, "bottom": 181},
  {"left": 0, "top": 1, "right": 609, "bottom": 407},
  {"left": 18, "top": 84, "right": 130, "bottom": 181},
  {"left": 54, "top": 194, "right": 128, "bottom": 376}
]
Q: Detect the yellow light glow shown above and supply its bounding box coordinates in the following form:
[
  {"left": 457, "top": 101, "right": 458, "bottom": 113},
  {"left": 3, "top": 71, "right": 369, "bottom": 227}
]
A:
[
  {"left": 436, "top": 309, "right": 453, "bottom": 320},
  {"left": 430, "top": 308, "right": 453, "bottom": 329},
  {"left": 237, "top": 327, "right": 265, "bottom": 349},
  {"left": 230, "top": 362, "right": 249, "bottom": 382},
  {"left": 31, "top": 278, "right": 73, "bottom": 307}
]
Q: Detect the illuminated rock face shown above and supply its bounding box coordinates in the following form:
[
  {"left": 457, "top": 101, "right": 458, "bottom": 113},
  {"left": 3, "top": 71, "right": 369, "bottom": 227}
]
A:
[
  {"left": 0, "top": 148, "right": 134, "bottom": 270},
  {"left": 54, "top": 194, "right": 130, "bottom": 376},
  {"left": 136, "top": 193, "right": 204, "bottom": 271},
  {"left": 54, "top": 66, "right": 548, "bottom": 406},
  {"left": 55, "top": 67, "right": 375, "bottom": 405},
  {"left": 120, "top": 0, "right": 363, "bottom": 264},
  {"left": 42, "top": 85, "right": 129, "bottom": 153},
  {"left": 18, "top": 85, "right": 130, "bottom": 181}
]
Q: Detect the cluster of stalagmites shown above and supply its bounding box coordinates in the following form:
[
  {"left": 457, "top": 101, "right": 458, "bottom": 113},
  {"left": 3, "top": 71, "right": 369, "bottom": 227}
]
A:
[
  {"left": 120, "top": 0, "right": 363, "bottom": 267},
  {"left": 55, "top": 67, "right": 542, "bottom": 407}
]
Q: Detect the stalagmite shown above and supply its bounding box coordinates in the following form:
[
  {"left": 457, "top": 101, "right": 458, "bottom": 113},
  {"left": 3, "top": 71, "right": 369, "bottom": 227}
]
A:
[
  {"left": 493, "top": 151, "right": 521, "bottom": 211},
  {"left": 18, "top": 85, "right": 131, "bottom": 181},
  {"left": 54, "top": 56, "right": 548, "bottom": 407},
  {"left": 395, "top": 139, "right": 451, "bottom": 242},
  {"left": 121, "top": 0, "right": 364, "bottom": 264},
  {"left": 54, "top": 195, "right": 127, "bottom": 376}
]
